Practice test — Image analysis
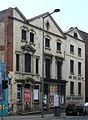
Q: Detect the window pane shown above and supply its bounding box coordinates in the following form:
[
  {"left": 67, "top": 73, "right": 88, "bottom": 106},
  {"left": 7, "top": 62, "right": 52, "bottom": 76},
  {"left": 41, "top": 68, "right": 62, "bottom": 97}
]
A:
[
  {"left": 57, "top": 61, "right": 61, "bottom": 80},
  {"left": 17, "top": 85, "right": 22, "bottom": 102},
  {"left": 78, "top": 48, "right": 81, "bottom": 56},
  {"left": 70, "top": 82, "right": 74, "bottom": 95},
  {"left": 45, "top": 38, "right": 50, "bottom": 47},
  {"left": 30, "top": 32, "right": 34, "bottom": 43},
  {"left": 74, "top": 33, "right": 78, "bottom": 38},
  {"left": 78, "top": 62, "right": 81, "bottom": 74},
  {"left": 16, "top": 54, "right": 19, "bottom": 71},
  {"left": 70, "top": 45, "right": 74, "bottom": 53},
  {"left": 78, "top": 82, "right": 81, "bottom": 95},
  {"left": 57, "top": 42, "right": 61, "bottom": 51},
  {"left": 25, "top": 54, "right": 31, "bottom": 73},
  {"left": 70, "top": 60, "right": 74, "bottom": 74},
  {"left": 46, "top": 59, "right": 50, "bottom": 79},
  {"left": 36, "top": 58, "right": 39, "bottom": 74},
  {"left": 22, "top": 29, "right": 26, "bottom": 40}
]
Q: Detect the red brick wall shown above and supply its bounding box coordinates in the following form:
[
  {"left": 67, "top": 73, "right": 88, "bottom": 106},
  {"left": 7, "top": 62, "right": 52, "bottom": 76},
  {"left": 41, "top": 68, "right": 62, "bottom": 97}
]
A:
[
  {"left": 4, "top": 8, "right": 13, "bottom": 75},
  {"left": 85, "top": 40, "right": 88, "bottom": 99}
]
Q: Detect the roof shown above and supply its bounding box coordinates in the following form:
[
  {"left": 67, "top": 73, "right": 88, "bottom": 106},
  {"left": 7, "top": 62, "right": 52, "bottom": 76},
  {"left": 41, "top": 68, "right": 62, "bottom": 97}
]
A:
[
  {"left": 28, "top": 12, "right": 66, "bottom": 39},
  {"left": 14, "top": 7, "right": 27, "bottom": 22},
  {"left": 28, "top": 12, "right": 49, "bottom": 22},
  {"left": 65, "top": 27, "right": 85, "bottom": 42},
  {"left": 79, "top": 30, "right": 88, "bottom": 41}
]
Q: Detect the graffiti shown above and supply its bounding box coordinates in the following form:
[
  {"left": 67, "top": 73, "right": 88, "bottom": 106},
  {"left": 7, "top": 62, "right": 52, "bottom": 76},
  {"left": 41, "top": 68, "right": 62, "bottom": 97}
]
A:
[{"left": 66, "top": 96, "right": 83, "bottom": 103}]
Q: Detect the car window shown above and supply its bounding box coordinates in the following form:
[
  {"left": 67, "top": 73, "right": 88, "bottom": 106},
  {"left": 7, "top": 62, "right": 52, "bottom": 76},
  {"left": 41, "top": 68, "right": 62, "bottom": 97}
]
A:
[
  {"left": 67, "top": 104, "right": 75, "bottom": 110},
  {"left": 76, "top": 104, "right": 84, "bottom": 109}
]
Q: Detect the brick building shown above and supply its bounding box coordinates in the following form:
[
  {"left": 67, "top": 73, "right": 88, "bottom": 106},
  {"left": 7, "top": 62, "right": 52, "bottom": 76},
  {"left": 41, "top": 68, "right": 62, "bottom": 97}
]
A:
[
  {"left": 0, "top": 7, "right": 67, "bottom": 114},
  {"left": 79, "top": 30, "right": 88, "bottom": 102}
]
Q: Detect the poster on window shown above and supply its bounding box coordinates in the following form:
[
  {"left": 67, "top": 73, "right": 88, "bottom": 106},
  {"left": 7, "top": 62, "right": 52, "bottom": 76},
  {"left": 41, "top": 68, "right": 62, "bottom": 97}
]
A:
[
  {"left": 50, "top": 85, "right": 58, "bottom": 107},
  {"left": 54, "top": 95, "right": 59, "bottom": 106},
  {"left": 34, "top": 89, "right": 38, "bottom": 100},
  {"left": 24, "top": 89, "right": 30, "bottom": 102},
  {"left": 50, "top": 95, "right": 54, "bottom": 107},
  {"left": 50, "top": 85, "right": 58, "bottom": 95}
]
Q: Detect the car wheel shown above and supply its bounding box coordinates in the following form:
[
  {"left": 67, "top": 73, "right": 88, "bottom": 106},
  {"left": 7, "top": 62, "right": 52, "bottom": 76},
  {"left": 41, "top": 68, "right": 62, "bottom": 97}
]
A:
[{"left": 66, "top": 112, "right": 68, "bottom": 116}]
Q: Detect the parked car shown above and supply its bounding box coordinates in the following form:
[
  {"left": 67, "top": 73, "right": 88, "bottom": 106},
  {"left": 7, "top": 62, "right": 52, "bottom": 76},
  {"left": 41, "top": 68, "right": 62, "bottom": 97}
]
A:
[
  {"left": 84, "top": 102, "right": 88, "bottom": 114},
  {"left": 66, "top": 103, "right": 85, "bottom": 116}
]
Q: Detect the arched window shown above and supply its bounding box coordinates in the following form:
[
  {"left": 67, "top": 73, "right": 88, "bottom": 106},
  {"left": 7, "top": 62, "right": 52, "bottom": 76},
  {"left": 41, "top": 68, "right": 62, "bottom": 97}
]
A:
[
  {"left": 74, "top": 33, "right": 78, "bottom": 38},
  {"left": 29, "top": 29, "right": 36, "bottom": 44}
]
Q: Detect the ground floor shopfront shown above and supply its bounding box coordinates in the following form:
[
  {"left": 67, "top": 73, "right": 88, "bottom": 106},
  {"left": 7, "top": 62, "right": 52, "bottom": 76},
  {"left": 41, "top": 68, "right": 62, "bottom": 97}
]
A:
[
  {"left": 16, "top": 78, "right": 41, "bottom": 113},
  {"left": 8, "top": 77, "right": 67, "bottom": 114},
  {"left": 43, "top": 79, "right": 67, "bottom": 113}
]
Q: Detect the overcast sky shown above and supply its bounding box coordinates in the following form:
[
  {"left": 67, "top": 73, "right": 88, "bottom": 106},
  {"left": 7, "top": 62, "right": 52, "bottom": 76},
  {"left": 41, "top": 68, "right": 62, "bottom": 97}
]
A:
[{"left": 0, "top": 0, "right": 88, "bottom": 32}]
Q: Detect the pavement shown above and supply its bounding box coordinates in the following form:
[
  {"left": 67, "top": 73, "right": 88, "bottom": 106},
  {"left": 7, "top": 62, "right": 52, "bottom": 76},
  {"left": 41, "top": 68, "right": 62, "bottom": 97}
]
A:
[{"left": 1, "top": 112, "right": 66, "bottom": 120}]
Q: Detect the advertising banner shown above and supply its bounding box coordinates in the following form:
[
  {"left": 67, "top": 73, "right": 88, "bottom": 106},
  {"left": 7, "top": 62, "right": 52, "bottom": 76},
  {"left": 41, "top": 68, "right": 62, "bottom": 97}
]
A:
[
  {"left": 24, "top": 89, "right": 30, "bottom": 102},
  {"left": 34, "top": 89, "right": 38, "bottom": 100},
  {"left": 54, "top": 95, "right": 59, "bottom": 106},
  {"left": 50, "top": 85, "right": 58, "bottom": 107}
]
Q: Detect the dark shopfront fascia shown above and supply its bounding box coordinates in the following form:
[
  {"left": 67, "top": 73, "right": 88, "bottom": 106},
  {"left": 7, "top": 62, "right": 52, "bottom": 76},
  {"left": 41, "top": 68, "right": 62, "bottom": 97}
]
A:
[
  {"left": 43, "top": 78, "right": 67, "bottom": 113},
  {"left": 16, "top": 77, "right": 41, "bottom": 113}
]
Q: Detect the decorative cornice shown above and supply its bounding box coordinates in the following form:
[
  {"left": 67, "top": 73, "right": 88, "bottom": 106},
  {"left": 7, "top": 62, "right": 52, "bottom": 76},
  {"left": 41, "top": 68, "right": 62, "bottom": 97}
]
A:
[
  {"left": 44, "top": 53, "right": 54, "bottom": 58},
  {"left": 21, "top": 44, "right": 36, "bottom": 52},
  {"left": 15, "top": 77, "right": 35, "bottom": 84},
  {"left": 44, "top": 78, "right": 67, "bottom": 85},
  {"left": 55, "top": 55, "right": 64, "bottom": 61}
]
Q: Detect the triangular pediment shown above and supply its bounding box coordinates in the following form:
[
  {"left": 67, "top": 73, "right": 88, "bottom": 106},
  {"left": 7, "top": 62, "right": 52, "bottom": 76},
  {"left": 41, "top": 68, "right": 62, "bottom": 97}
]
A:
[
  {"left": 66, "top": 27, "right": 85, "bottom": 42},
  {"left": 28, "top": 12, "right": 66, "bottom": 39},
  {"left": 13, "top": 7, "right": 27, "bottom": 22}
]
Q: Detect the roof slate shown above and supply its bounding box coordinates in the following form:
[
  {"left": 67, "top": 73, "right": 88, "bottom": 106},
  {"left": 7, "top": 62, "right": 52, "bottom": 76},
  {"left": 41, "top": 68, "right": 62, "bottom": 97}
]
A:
[{"left": 79, "top": 30, "right": 88, "bottom": 41}]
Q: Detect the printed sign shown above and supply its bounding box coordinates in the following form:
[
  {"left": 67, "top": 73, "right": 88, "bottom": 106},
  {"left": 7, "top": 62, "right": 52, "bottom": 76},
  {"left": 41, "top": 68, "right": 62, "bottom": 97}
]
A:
[
  {"left": 24, "top": 89, "right": 30, "bottom": 102},
  {"left": 50, "top": 85, "right": 58, "bottom": 107},
  {"left": 54, "top": 95, "right": 59, "bottom": 106},
  {"left": 50, "top": 95, "right": 54, "bottom": 107},
  {"left": 34, "top": 89, "right": 38, "bottom": 100}
]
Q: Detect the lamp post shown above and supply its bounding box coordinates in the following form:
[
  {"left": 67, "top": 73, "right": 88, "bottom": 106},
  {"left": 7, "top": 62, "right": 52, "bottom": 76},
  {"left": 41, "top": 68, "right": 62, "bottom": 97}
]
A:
[{"left": 41, "top": 9, "right": 60, "bottom": 118}]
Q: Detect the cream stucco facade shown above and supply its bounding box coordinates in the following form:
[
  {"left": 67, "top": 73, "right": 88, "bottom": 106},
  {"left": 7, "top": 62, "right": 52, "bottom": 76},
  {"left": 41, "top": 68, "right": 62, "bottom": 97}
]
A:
[
  {"left": 63, "top": 27, "right": 85, "bottom": 105},
  {"left": 7, "top": 8, "right": 67, "bottom": 114},
  {"left": 0, "top": 7, "right": 85, "bottom": 115}
]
